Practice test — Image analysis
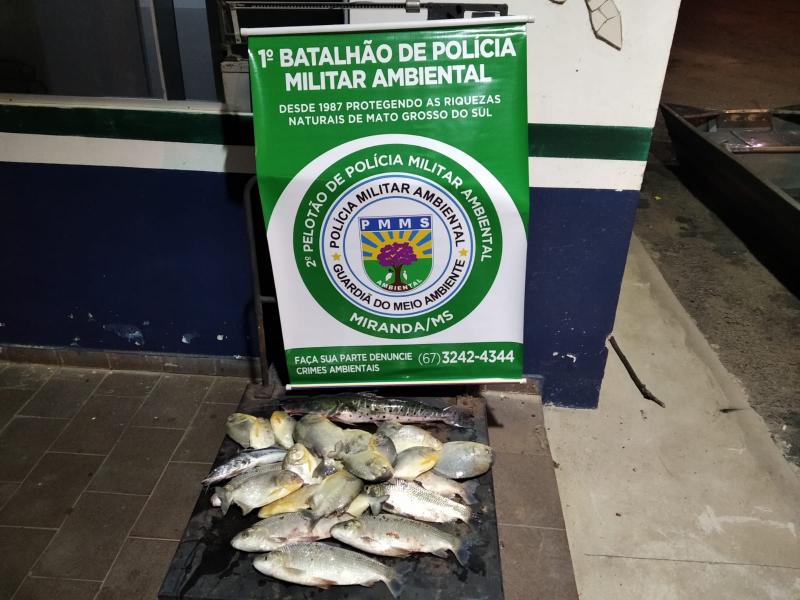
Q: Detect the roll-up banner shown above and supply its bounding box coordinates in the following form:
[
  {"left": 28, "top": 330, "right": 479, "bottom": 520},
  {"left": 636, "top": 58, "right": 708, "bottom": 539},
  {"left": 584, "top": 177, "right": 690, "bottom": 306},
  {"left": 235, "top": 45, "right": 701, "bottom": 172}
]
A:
[{"left": 245, "top": 17, "right": 530, "bottom": 388}]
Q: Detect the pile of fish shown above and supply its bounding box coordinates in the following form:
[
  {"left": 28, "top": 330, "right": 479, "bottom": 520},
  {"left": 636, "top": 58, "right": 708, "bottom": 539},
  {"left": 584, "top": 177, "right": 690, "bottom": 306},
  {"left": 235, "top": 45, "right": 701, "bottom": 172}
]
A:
[{"left": 201, "top": 395, "right": 493, "bottom": 597}]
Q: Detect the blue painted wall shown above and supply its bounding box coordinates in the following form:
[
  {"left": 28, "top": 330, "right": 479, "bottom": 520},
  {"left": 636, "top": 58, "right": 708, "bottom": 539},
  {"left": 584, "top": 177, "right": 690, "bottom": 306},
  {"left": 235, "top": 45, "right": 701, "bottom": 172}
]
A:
[
  {"left": 524, "top": 188, "right": 638, "bottom": 407},
  {"left": 0, "top": 161, "right": 638, "bottom": 408},
  {"left": 0, "top": 162, "right": 256, "bottom": 357}
]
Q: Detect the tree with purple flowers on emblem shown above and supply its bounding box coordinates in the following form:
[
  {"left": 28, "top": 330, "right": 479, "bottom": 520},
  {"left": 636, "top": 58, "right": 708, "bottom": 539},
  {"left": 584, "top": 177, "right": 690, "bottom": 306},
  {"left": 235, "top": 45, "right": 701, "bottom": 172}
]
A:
[{"left": 378, "top": 242, "right": 417, "bottom": 289}]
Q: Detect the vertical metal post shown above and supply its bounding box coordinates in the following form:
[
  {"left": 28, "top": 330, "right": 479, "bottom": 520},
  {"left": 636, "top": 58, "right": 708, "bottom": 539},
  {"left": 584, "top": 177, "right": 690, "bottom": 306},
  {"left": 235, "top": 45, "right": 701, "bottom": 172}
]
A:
[{"left": 243, "top": 176, "right": 270, "bottom": 386}]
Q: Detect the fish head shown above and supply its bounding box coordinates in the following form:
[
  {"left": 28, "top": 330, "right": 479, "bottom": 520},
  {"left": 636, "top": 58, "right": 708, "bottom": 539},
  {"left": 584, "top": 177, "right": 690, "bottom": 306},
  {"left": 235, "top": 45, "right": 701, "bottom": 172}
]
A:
[
  {"left": 332, "top": 517, "right": 364, "bottom": 537},
  {"left": 253, "top": 551, "right": 284, "bottom": 575},
  {"left": 285, "top": 443, "right": 312, "bottom": 466}
]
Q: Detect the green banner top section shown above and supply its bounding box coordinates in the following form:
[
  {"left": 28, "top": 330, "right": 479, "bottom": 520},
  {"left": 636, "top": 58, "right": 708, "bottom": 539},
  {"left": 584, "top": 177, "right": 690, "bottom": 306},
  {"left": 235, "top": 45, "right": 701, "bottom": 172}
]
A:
[{"left": 248, "top": 19, "right": 530, "bottom": 227}]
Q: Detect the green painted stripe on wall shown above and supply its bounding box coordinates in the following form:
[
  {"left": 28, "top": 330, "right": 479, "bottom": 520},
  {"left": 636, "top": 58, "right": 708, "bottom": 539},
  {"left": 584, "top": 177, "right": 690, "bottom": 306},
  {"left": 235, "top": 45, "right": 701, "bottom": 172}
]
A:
[
  {"left": 0, "top": 104, "right": 652, "bottom": 161},
  {"left": 0, "top": 105, "right": 255, "bottom": 146},
  {"left": 529, "top": 123, "right": 652, "bottom": 161}
]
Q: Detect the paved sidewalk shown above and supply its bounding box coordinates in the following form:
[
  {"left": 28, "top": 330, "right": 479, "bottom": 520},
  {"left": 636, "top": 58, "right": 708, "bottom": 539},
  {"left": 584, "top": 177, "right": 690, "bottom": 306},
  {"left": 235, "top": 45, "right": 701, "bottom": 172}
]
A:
[{"left": 545, "top": 237, "right": 800, "bottom": 599}]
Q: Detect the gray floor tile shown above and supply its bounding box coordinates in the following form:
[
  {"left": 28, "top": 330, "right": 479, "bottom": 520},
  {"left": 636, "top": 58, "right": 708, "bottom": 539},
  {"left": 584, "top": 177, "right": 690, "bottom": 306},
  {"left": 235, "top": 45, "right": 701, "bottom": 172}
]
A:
[
  {"left": 487, "top": 395, "right": 549, "bottom": 455},
  {"left": 0, "top": 452, "right": 104, "bottom": 528},
  {"left": 96, "top": 537, "right": 177, "bottom": 600},
  {"left": 0, "top": 527, "right": 54, "bottom": 600},
  {"left": 0, "top": 417, "right": 67, "bottom": 481},
  {"left": 19, "top": 370, "right": 105, "bottom": 419},
  {"left": 88, "top": 427, "right": 182, "bottom": 495},
  {"left": 498, "top": 524, "right": 578, "bottom": 600},
  {"left": 0, "top": 389, "right": 32, "bottom": 429},
  {"left": 0, "top": 481, "right": 20, "bottom": 510},
  {"left": 13, "top": 577, "right": 100, "bottom": 600},
  {"left": 204, "top": 377, "right": 249, "bottom": 404},
  {"left": 52, "top": 395, "right": 143, "bottom": 455},
  {"left": 94, "top": 372, "right": 160, "bottom": 397},
  {"left": 131, "top": 374, "right": 213, "bottom": 429},
  {"left": 494, "top": 451, "right": 566, "bottom": 529},
  {"left": 172, "top": 403, "right": 228, "bottom": 463},
  {"left": 32, "top": 491, "right": 145, "bottom": 580},
  {"left": 131, "top": 461, "right": 209, "bottom": 540},
  {"left": 0, "top": 364, "right": 55, "bottom": 391}
]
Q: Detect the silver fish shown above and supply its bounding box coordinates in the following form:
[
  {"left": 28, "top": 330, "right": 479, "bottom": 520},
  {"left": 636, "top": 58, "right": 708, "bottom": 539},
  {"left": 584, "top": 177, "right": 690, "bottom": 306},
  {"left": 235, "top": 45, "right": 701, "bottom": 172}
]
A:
[
  {"left": 283, "top": 394, "right": 472, "bottom": 428},
  {"left": 202, "top": 447, "right": 287, "bottom": 486},
  {"left": 231, "top": 512, "right": 352, "bottom": 552},
  {"left": 294, "top": 414, "right": 344, "bottom": 458},
  {"left": 331, "top": 514, "right": 470, "bottom": 566},
  {"left": 225, "top": 413, "right": 274, "bottom": 449},
  {"left": 214, "top": 469, "right": 303, "bottom": 515},
  {"left": 434, "top": 441, "right": 494, "bottom": 479},
  {"left": 308, "top": 470, "right": 363, "bottom": 519},
  {"left": 337, "top": 429, "right": 372, "bottom": 454},
  {"left": 377, "top": 422, "right": 443, "bottom": 453},
  {"left": 253, "top": 542, "right": 404, "bottom": 597},
  {"left": 270, "top": 411, "right": 296, "bottom": 449},
  {"left": 365, "top": 479, "right": 471, "bottom": 524},
  {"left": 392, "top": 446, "right": 439, "bottom": 480},
  {"left": 282, "top": 443, "right": 321, "bottom": 484},
  {"left": 415, "top": 470, "right": 479, "bottom": 505},
  {"left": 210, "top": 463, "right": 284, "bottom": 507},
  {"left": 340, "top": 447, "right": 393, "bottom": 483},
  {"left": 257, "top": 484, "right": 319, "bottom": 517}
]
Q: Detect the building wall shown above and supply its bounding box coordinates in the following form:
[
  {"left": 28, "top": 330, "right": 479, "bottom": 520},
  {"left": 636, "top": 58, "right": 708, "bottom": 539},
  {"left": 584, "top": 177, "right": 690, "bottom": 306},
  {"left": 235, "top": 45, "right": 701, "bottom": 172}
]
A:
[{"left": 0, "top": 1, "right": 681, "bottom": 406}]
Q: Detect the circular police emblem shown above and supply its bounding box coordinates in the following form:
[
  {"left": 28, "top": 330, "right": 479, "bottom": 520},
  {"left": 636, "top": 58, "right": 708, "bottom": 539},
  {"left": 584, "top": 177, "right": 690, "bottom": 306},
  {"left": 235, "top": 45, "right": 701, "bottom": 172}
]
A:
[{"left": 293, "top": 141, "right": 503, "bottom": 339}]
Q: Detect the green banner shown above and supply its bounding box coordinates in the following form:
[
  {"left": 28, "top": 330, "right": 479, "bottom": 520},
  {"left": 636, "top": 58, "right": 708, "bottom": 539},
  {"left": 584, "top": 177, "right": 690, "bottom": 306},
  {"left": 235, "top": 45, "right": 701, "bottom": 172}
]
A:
[{"left": 248, "top": 18, "right": 530, "bottom": 388}]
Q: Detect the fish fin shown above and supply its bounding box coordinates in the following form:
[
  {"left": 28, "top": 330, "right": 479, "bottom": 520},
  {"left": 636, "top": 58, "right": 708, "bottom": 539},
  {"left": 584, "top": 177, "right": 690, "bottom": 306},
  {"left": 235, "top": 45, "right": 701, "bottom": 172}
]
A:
[
  {"left": 453, "top": 537, "right": 473, "bottom": 567},
  {"left": 317, "top": 579, "right": 337, "bottom": 589},
  {"left": 369, "top": 495, "right": 388, "bottom": 515},
  {"left": 386, "top": 562, "right": 413, "bottom": 599},
  {"left": 283, "top": 566, "right": 306, "bottom": 576},
  {"left": 431, "top": 548, "right": 449, "bottom": 558},
  {"left": 215, "top": 488, "right": 231, "bottom": 515},
  {"left": 442, "top": 405, "right": 473, "bottom": 429},
  {"left": 461, "top": 480, "right": 480, "bottom": 505}
]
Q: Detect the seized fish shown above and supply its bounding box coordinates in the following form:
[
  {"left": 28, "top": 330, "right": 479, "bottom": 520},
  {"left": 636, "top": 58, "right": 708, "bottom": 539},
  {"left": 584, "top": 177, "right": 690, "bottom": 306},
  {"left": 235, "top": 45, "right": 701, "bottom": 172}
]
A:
[
  {"left": 377, "top": 422, "right": 443, "bottom": 453},
  {"left": 392, "top": 446, "right": 439, "bottom": 480},
  {"left": 308, "top": 470, "right": 363, "bottom": 519},
  {"left": 210, "top": 463, "right": 283, "bottom": 507},
  {"left": 257, "top": 484, "right": 319, "bottom": 517},
  {"left": 282, "top": 443, "right": 321, "bottom": 484},
  {"left": 331, "top": 514, "right": 470, "bottom": 566},
  {"left": 231, "top": 512, "right": 352, "bottom": 552},
  {"left": 294, "top": 414, "right": 344, "bottom": 458},
  {"left": 337, "top": 429, "right": 372, "bottom": 454},
  {"left": 346, "top": 493, "right": 382, "bottom": 517},
  {"left": 201, "top": 447, "right": 287, "bottom": 486},
  {"left": 415, "top": 471, "right": 479, "bottom": 505},
  {"left": 283, "top": 394, "right": 472, "bottom": 428},
  {"left": 370, "top": 431, "right": 397, "bottom": 464},
  {"left": 365, "top": 479, "right": 471, "bottom": 524},
  {"left": 434, "top": 441, "right": 494, "bottom": 479},
  {"left": 270, "top": 411, "right": 296, "bottom": 449},
  {"left": 214, "top": 470, "right": 302, "bottom": 515},
  {"left": 340, "top": 447, "right": 393, "bottom": 483},
  {"left": 253, "top": 542, "right": 404, "bottom": 597},
  {"left": 313, "top": 457, "right": 342, "bottom": 479},
  {"left": 225, "top": 413, "right": 274, "bottom": 449}
]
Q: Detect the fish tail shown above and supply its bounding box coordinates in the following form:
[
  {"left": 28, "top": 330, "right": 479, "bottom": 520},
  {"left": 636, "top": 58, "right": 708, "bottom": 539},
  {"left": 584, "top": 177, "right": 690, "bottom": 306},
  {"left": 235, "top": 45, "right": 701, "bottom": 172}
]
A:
[
  {"left": 215, "top": 487, "right": 232, "bottom": 515},
  {"left": 442, "top": 405, "right": 473, "bottom": 428},
  {"left": 385, "top": 562, "right": 413, "bottom": 599},
  {"left": 461, "top": 480, "right": 480, "bottom": 505},
  {"left": 453, "top": 537, "right": 473, "bottom": 567}
]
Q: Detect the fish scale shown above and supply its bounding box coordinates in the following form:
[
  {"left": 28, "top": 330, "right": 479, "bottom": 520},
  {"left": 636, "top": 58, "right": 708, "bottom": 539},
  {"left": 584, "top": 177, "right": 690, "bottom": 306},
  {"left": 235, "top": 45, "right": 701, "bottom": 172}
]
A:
[
  {"left": 366, "top": 479, "right": 471, "bottom": 523},
  {"left": 282, "top": 394, "right": 472, "bottom": 427}
]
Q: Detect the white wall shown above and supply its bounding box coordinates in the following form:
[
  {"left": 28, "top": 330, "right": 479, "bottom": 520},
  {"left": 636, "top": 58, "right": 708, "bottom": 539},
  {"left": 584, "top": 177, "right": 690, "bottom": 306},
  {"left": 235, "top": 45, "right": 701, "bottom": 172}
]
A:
[{"left": 351, "top": 1, "right": 682, "bottom": 128}]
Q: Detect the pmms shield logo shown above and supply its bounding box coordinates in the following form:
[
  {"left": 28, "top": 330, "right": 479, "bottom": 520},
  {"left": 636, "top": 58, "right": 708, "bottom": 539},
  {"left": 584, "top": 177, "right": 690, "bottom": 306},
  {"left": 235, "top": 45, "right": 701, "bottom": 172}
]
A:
[{"left": 360, "top": 215, "right": 432, "bottom": 293}]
